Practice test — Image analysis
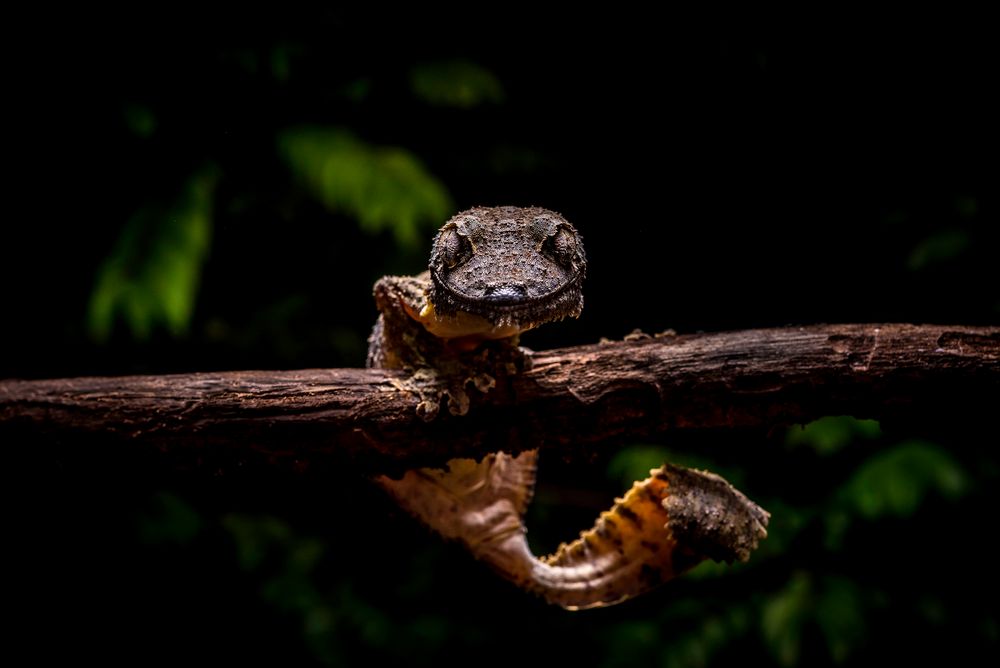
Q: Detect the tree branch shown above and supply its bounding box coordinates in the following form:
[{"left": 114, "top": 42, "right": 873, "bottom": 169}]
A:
[{"left": 2, "top": 324, "right": 997, "bottom": 474}]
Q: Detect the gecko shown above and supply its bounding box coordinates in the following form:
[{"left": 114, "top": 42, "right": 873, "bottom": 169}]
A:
[{"left": 368, "top": 206, "right": 769, "bottom": 609}]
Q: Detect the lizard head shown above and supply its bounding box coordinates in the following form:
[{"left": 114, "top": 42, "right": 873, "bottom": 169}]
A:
[{"left": 428, "top": 206, "right": 586, "bottom": 330}]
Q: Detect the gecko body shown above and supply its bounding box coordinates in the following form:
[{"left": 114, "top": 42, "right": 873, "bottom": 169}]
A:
[{"left": 368, "top": 206, "right": 769, "bottom": 609}]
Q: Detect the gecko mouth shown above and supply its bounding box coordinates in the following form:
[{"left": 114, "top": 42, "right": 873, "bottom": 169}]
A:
[{"left": 430, "top": 269, "right": 584, "bottom": 325}]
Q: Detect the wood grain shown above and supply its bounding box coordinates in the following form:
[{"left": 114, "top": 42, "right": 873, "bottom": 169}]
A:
[{"left": 2, "top": 324, "right": 996, "bottom": 474}]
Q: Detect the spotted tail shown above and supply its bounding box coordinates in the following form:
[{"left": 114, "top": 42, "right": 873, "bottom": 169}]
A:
[{"left": 377, "top": 451, "right": 769, "bottom": 609}]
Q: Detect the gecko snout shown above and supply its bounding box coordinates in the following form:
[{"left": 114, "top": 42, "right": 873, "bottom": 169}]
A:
[{"left": 483, "top": 284, "right": 529, "bottom": 305}]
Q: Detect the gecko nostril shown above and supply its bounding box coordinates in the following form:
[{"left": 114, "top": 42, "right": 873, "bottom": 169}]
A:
[{"left": 483, "top": 284, "right": 528, "bottom": 304}]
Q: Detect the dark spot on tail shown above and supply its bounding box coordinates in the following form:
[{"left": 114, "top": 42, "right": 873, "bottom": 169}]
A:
[
  {"left": 641, "top": 540, "right": 661, "bottom": 553},
  {"left": 616, "top": 505, "right": 644, "bottom": 530}
]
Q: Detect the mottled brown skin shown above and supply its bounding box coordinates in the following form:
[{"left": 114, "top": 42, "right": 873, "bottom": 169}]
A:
[
  {"left": 369, "top": 206, "right": 769, "bottom": 609},
  {"left": 368, "top": 206, "right": 586, "bottom": 369},
  {"left": 428, "top": 206, "right": 586, "bottom": 328}
]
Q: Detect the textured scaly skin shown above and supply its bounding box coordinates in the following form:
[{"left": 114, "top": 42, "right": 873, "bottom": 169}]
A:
[{"left": 370, "top": 206, "right": 769, "bottom": 609}]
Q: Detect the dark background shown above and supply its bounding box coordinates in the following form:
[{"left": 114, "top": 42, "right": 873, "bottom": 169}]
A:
[{"left": 6, "top": 11, "right": 998, "bottom": 666}]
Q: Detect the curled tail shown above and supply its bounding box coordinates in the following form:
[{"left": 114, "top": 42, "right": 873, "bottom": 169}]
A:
[{"left": 377, "top": 451, "right": 769, "bottom": 609}]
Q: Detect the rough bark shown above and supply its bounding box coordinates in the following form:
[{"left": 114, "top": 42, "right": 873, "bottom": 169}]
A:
[{"left": 1, "top": 324, "right": 997, "bottom": 475}]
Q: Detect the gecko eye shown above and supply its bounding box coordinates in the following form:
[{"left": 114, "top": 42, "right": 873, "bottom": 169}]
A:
[
  {"left": 436, "top": 227, "right": 472, "bottom": 269},
  {"left": 530, "top": 214, "right": 557, "bottom": 241},
  {"left": 544, "top": 226, "right": 579, "bottom": 266}
]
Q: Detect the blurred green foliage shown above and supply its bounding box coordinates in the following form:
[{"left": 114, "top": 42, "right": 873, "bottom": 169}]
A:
[
  {"left": 279, "top": 127, "right": 453, "bottom": 249},
  {"left": 88, "top": 122, "right": 452, "bottom": 341},
  {"left": 837, "top": 440, "right": 966, "bottom": 519},
  {"left": 762, "top": 573, "right": 868, "bottom": 666},
  {"left": 786, "top": 416, "right": 881, "bottom": 455},
  {"left": 122, "top": 103, "right": 157, "bottom": 138},
  {"left": 907, "top": 229, "right": 971, "bottom": 270},
  {"left": 409, "top": 60, "right": 505, "bottom": 108},
  {"left": 137, "top": 491, "right": 203, "bottom": 545},
  {"left": 87, "top": 167, "right": 217, "bottom": 341}
]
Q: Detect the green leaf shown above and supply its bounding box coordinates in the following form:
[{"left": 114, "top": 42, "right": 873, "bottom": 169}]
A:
[
  {"left": 839, "top": 440, "right": 967, "bottom": 520},
  {"left": 409, "top": 60, "right": 504, "bottom": 108},
  {"left": 658, "top": 608, "right": 749, "bottom": 667},
  {"left": 762, "top": 573, "right": 868, "bottom": 665},
  {"left": 786, "top": 416, "right": 882, "bottom": 455},
  {"left": 136, "top": 492, "right": 202, "bottom": 545},
  {"left": 222, "top": 514, "right": 293, "bottom": 571},
  {"left": 761, "top": 571, "right": 811, "bottom": 666},
  {"left": 123, "top": 103, "right": 157, "bottom": 138},
  {"left": 815, "top": 576, "right": 866, "bottom": 663},
  {"left": 907, "top": 228, "right": 970, "bottom": 270},
  {"left": 87, "top": 167, "right": 217, "bottom": 342},
  {"left": 279, "top": 127, "right": 453, "bottom": 249}
]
